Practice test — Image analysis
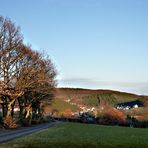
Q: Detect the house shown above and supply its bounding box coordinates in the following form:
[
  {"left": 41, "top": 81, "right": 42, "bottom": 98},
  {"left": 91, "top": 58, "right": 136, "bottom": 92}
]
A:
[{"left": 115, "top": 100, "right": 144, "bottom": 110}]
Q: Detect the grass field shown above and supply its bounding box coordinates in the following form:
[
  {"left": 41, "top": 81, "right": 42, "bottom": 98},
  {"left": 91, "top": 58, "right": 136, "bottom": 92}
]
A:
[
  {"left": 1, "top": 122, "right": 148, "bottom": 148},
  {"left": 44, "top": 98, "right": 80, "bottom": 115}
]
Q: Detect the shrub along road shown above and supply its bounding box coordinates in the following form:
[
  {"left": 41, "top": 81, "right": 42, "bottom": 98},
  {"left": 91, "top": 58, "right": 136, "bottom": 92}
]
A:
[{"left": 0, "top": 121, "right": 60, "bottom": 143}]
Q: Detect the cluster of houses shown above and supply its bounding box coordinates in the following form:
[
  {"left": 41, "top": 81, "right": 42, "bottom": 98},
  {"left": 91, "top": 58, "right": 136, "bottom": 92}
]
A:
[
  {"left": 64, "top": 99, "right": 96, "bottom": 114},
  {"left": 64, "top": 98, "right": 144, "bottom": 117},
  {"left": 114, "top": 100, "right": 144, "bottom": 110}
]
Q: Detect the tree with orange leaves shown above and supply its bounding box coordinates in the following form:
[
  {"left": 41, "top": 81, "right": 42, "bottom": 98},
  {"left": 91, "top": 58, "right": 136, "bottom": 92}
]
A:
[
  {"left": 0, "top": 16, "right": 57, "bottom": 127},
  {"left": 62, "top": 108, "right": 73, "bottom": 118}
]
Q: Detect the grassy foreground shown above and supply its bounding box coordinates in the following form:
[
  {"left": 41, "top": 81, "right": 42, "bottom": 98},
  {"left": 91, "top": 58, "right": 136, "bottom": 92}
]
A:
[{"left": 1, "top": 122, "right": 148, "bottom": 148}]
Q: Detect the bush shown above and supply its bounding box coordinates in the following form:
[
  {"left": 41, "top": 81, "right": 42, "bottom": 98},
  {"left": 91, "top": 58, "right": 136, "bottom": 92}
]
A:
[
  {"left": 62, "top": 108, "right": 73, "bottom": 118},
  {"left": 2, "top": 117, "right": 18, "bottom": 129},
  {"left": 97, "top": 105, "right": 125, "bottom": 125},
  {"left": 126, "top": 115, "right": 148, "bottom": 128}
]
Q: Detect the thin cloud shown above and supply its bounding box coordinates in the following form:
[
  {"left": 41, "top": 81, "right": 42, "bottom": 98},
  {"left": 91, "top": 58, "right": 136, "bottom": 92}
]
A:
[{"left": 58, "top": 77, "right": 148, "bottom": 95}]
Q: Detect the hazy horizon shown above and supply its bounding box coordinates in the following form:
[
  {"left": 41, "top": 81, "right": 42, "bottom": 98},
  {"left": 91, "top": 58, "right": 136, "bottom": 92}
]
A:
[
  {"left": 0, "top": 0, "right": 148, "bottom": 95},
  {"left": 58, "top": 78, "right": 148, "bottom": 95}
]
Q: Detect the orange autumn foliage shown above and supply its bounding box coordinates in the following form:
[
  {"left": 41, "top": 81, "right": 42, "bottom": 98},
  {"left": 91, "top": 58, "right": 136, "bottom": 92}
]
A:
[
  {"left": 98, "top": 103, "right": 126, "bottom": 125},
  {"left": 62, "top": 108, "right": 73, "bottom": 118}
]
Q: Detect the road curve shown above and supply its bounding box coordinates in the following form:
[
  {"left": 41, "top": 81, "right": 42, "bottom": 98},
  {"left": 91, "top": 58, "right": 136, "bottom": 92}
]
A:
[{"left": 0, "top": 121, "right": 60, "bottom": 143}]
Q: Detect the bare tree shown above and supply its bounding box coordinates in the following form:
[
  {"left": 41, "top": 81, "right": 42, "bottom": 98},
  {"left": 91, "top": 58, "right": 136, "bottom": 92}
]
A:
[
  {"left": 0, "top": 16, "right": 23, "bottom": 128},
  {"left": 0, "top": 16, "right": 22, "bottom": 87},
  {"left": 15, "top": 46, "right": 57, "bottom": 125},
  {"left": 0, "top": 16, "right": 57, "bottom": 127}
]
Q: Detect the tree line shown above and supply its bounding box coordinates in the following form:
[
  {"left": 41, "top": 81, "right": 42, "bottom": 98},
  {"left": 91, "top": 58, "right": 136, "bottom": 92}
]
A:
[{"left": 0, "top": 16, "right": 57, "bottom": 128}]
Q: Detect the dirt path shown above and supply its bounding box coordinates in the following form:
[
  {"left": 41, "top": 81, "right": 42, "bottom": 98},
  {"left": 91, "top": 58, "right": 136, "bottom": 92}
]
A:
[{"left": 0, "top": 121, "right": 60, "bottom": 143}]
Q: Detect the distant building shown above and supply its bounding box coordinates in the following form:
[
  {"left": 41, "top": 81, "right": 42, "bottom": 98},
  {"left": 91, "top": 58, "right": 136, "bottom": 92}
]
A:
[{"left": 115, "top": 100, "right": 144, "bottom": 110}]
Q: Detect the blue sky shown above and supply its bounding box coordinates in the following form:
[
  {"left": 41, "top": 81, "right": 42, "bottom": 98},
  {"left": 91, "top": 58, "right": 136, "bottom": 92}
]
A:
[{"left": 0, "top": 0, "right": 148, "bottom": 95}]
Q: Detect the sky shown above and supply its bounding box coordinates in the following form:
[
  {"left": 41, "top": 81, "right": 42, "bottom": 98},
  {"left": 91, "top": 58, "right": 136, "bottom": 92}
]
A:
[{"left": 0, "top": 0, "right": 148, "bottom": 95}]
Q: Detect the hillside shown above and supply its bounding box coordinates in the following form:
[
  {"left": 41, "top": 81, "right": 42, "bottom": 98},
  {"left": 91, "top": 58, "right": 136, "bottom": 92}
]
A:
[
  {"left": 44, "top": 88, "right": 148, "bottom": 120},
  {"left": 55, "top": 88, "right": 148, "bottom": 106},
  {"left": 44, "top": 98, "right": 80, "bottom": 116}
]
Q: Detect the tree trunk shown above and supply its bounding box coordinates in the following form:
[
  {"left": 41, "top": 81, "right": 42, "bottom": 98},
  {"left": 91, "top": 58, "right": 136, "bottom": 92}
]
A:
[
  {"left": 3, "top": 98, "right": 17, "bottom": 129},
  {"left": 6, "top": 98, "right": 15, "bottom": 118},
  {"left": 2, "top": 104, "right": 7, "bottom": 117},
  {"left": 17, "top": 97, "right": 24, "bottom": 125},
  {"left": 11, "top": 101, "right": 15, "bottom": 118},
  {"left": 24, "top": 104, "right": 33, "bottom": 125}
]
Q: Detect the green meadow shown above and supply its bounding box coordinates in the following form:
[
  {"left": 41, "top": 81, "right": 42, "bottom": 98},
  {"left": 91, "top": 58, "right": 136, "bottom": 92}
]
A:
[{"left": 1, "top": 122, "right": 148, "bottom": 148}]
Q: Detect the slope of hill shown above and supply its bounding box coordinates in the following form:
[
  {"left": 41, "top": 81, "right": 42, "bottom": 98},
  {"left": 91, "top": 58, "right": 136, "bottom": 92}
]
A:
[
  {"left": 44, "top": 88, "right": 148, "bottom": 119},
  {"left": 55, "top": 88, "right": 148, "bottom": 107},
  {"left": 44, "top": 98, "right": 80, "bottom": 116}
]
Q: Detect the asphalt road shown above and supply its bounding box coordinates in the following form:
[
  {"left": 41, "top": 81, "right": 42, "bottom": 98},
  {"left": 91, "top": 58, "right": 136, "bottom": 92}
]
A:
[{"left": 0, "top": 121, "right": 60, "bottom": 143}]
